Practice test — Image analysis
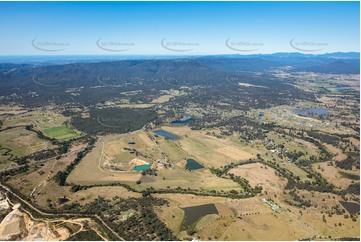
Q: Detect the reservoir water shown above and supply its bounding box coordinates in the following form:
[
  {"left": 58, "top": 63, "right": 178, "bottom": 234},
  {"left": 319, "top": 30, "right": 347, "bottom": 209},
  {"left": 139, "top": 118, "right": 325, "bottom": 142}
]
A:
[
  {"left": 154, "top": 130, "right": 180, "bottom": 140},
  {"left": 293, "top": 108, "right": 329, "bottom": 117},
  {"left": 182, "top": 203, "right": 219, "bottom": 228},
  {"left": 339, "top": 201, "right": 360, "bottom": 214},
  {"left": 185, "top": 159, "right": 204, "bottom": 170},
  {"left": 134, "top": 164, "right": 151, "bottom": 171}
]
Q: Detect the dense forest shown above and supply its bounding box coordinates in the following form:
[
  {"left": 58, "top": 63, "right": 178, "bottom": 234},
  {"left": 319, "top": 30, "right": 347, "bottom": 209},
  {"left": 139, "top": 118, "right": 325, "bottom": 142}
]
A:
[{"left": 71, "top": 108, "right": 158, "bottom": 135}]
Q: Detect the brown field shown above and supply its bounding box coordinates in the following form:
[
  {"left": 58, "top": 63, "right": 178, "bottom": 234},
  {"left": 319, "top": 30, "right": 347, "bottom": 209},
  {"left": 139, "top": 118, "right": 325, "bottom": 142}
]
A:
[
  {"left": 312, "top": 162, "right": 358, "bottom": 189},
  {"left": 138, "top": 133, "right": 155, "bottom": 147},
  {"left": 154, "top": 194, "right": 227, "bottom": 207},
  {"left": 215, "top": 145, "right": 254, "bottom": 160},
  {"left": 158, "top": 140, "right": 188, "bottom": 161},
  {"left": 161, "top": 125, "right": 193, "bottom": 136},
  {"left": 72, "top": 186, "right": 141, "bottom": 204},
  {"left": 177, "top": 129, "right": 256, "bottom": 168},
  {"left": 225, "top": 197, "right": 271, "bottom": 216},
  {"left": 153, "top": 199, "right": 185, "bottom": 235},
  {"left": 67, "top": 143, "right": 141, "bottom": 185},
  {"left": 324, "top": 143, "right": 347, "bottom": 161},
  {"left": 292, "top": 190, "right": 360, "bottom": 239},
  {"left": 194, "top": 215, "right": 236, "bottom": 240},
  {"left": 154, "top": 189, "right": 360, "bottom": 241},
  {"left": 229, "top": 163, "right": 288, "bottom": 194},
  {"left": 137, "top": 168, "right": 241, "bottom": 191},
  {"left": 219, "top": 212, "right": 315, "bottom": 241},
  {"left": 349, "top": 137, "right": 360, "bottom": 147},
  {"left": 196, "top": 151, "right": 235, "bottom": 168},
  {"left": 215, "top": 203, "right": 234, "bottom": 216}
]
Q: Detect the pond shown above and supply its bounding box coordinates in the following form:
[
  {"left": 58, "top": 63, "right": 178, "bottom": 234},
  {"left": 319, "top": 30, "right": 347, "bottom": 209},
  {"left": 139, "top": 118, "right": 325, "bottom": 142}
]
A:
[
  {"left": 58, "top": 197, "right": 70, "bottom": 205},
  {"left": 186, "top": 159, "right": 204, "bottom": 171},
  {"left": 134, "top": 164, "right": 151, "bottom": 171},
  {"left": 154, "top": 130, "right": 180, "bottom": 140},
  {"left": 182, "top": 203, "right": 219, "bottom": 228},
  {"left": 293, "top": 108, "right": 329, "bottom": 117},
  {"left": 339, "top": 201, "right": 360, "bottom": 214}
]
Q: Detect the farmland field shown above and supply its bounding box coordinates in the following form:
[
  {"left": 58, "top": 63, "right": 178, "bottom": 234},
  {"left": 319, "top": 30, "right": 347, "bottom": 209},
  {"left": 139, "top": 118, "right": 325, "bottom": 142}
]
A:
[{"left": 42, "top": 125, "right": 83, "bottom": 141}]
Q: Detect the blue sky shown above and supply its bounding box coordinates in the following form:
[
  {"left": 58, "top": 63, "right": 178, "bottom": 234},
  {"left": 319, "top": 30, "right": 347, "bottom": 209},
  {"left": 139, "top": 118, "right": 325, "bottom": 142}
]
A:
[{"left": 0, "top": 1, "right": 359, "bottom": 55}]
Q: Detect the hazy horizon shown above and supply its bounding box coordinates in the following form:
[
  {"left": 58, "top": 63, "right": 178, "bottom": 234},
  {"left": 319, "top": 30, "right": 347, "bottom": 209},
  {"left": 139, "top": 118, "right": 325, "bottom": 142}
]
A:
[{"left": 0, "top": 1, "right": 359, "bottom": 55}]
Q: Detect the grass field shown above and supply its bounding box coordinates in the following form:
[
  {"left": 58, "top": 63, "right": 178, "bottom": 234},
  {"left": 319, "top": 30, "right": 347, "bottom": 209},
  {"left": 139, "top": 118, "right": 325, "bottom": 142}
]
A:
[
  {"left": 2, "top": 110, "right": 68, "bottom": 129},
  {"left": 0, "top": 127, "right": 55, "bottom": 158},
  {"left": 42, "top": 125, "right": 82, "bottom": 141},
  {"left": 173, "top": 126, "right": 256, "bottom": 168}
]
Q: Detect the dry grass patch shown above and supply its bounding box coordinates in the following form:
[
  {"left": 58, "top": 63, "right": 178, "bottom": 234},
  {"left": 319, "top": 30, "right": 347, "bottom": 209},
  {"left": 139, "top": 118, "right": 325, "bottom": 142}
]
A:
[
  {"left": 229, "top": 163, "right": 287, "bottom": 194},
  {"left": 154, "top": 193, "right": 227, "bottom": 207},
  {"left": 215, "top": 203, "right": 234, "bottom": 216},
  {"left": 136, "top": 168, "right": 240, "bottom": 191},
  {"left": 324, "top": 143, "right": 347, "bottom": 161},
  {"left": 220, "top": 212, "right": 314, "bottom": 241},
  {"left": 215, "top": 145, "right": 254, "bottom": 160},
  {"left": 72, "top": 186, "right": 141, "bottom": 205},
  {"left": 154, "top": 199, "right": 184, "bottom": 235},
  {"left": 161, "top": 126, "right": 193, "bottom": 136},
  {"left": 138, "top": 133, "right": 155, "bottom": 147}
]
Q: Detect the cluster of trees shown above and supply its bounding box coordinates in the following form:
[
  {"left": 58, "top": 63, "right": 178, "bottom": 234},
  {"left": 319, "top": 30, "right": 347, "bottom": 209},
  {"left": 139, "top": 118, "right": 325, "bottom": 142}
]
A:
[
  {"left": 344, "top": 183, "right": 360, "bottom": 195},
  {"left": 285, "top": 150, "right": 305, "bottom": 162},
  {"left": 228, "top": 173, "right": 262, "bottom": 195},
  {"left": 0, "top": 165, "right": 29, "bottom": 181},
  {"left": 83, "top": 196, "right": 177, "bottom": 241},
  {"left": 66, "top": 230, "right": 103, "bottom": 241},
  {"left": 285, "top": 189, "right": 311, "bottom": 208},
  {"left": 69, "top": 182, "right": 138, "bottom": 194},
  {"left": 18, "top": 149, "right": 57, "bottom": 163},
  {"left": 141, "top": 168, "right": 158, "bottom": 176},
  {"left": 306, "top": 131, "right": 340, "bottom": 146},
  {"left": 336, "top": 155, "right": 360, "bottom": 170},
  {"left": 0, "top": 147, "right": 16, "bottom": 163}
]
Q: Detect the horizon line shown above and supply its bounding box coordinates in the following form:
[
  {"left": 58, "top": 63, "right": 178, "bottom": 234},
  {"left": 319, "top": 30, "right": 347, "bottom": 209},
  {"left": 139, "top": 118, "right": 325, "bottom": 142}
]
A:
[{"left": 0, "top": 51, "right": 360, "bottom": 57}]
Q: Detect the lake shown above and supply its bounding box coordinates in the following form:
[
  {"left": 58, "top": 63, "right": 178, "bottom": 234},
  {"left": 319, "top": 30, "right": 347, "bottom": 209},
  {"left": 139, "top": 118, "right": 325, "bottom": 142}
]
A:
[
  {"left": 182, "top": 203, "right": 219, "bottom": 228},
  {"left": 339, "top": 201, "right": 360, "bottom": 214},
  {"left": 293, "top": 108, "right": 329, "bottom": 117},
  {"left": 186, "top": 159, "right": 204, "bottom": 170},
  {"left": 154, "top": 130, "right": 180, "bottom": 140},
  {"left": 171, "top": 118, "right": 194, "bottom": 125},
  {"left": 336, "top": 87, "right": 354, "bottom": 92},
  {"left": 134, "top": 164, "right": 151, "bottom": 171}
]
